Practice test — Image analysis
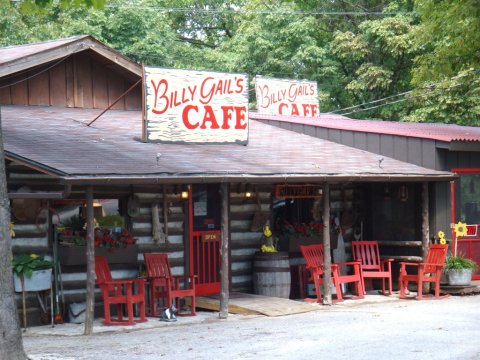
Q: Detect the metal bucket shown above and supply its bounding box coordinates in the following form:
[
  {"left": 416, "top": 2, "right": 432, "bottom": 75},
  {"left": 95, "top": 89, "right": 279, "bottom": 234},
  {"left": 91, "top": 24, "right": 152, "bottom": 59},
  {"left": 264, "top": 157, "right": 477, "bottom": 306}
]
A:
[
  {"left": 253, "top": 251, "right": 291, "bottom": 298},
  {"left": 447, "top": 269, "right": 473, "bottom": 286}
]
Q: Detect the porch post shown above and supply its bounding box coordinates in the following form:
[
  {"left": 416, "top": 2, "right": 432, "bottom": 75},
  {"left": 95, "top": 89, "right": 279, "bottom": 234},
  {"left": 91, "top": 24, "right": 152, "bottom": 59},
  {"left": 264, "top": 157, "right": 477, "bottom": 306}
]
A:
[
  {"left": 84, "top": 186, "right": 95, "bottom": 335},
  {"left": 322, "top": 182, "right": 332, "bottom": 305},
  {"left": 421, "top": 182, "right": 430, "bottom": 260},
  {"left": 219, "top": 183, "right": 229, "bottom": 319},
  {"left": 421, "top": 182, "right": 430, "bottom": 294}
]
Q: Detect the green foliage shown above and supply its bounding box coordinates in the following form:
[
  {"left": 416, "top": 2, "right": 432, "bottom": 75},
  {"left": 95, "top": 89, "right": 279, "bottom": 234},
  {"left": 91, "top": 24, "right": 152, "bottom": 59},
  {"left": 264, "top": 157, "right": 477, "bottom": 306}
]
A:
[
  {"left": 12, "top": 253, "right": 53, "bottom": 278},
  {"left": 409, "top": 0, "right": 480, "bottom": 125},
  {"left": 97, "top": 215, "right": 124, "bottom": 228},
  {"left": 1, "top": 0, "right": 479, "bottom": 125},
  {"left": 444, "top": 255, "right": 477, "bottom": 271},
  {"left": 63, "top": 215, "right": 84, "bottom": 231}
]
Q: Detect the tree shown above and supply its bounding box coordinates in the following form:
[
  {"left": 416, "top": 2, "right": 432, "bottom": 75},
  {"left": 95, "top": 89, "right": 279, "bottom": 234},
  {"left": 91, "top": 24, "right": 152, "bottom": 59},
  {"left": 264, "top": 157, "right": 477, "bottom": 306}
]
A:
[
  {"left": 407, "top": 0, "right": 480, "bottom": 125},
  {"left": 0, "top": 109, "right": 27, "bottom": 359}
]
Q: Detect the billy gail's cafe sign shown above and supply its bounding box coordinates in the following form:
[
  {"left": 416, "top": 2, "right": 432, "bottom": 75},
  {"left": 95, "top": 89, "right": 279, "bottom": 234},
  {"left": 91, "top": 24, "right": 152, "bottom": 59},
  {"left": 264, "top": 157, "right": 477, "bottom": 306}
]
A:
[
  {"left": 144, "top": 67, "right": 249, "bottom": 144},
  {"left": 255, "top": 76, "right": 319, "bottom": 117}
]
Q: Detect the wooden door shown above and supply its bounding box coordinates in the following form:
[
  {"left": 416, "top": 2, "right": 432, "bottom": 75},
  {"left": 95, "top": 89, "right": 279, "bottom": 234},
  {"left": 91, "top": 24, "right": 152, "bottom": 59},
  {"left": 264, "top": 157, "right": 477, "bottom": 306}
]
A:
[{"left": 189, "top": 184, "right": 221, "bottom": 295}]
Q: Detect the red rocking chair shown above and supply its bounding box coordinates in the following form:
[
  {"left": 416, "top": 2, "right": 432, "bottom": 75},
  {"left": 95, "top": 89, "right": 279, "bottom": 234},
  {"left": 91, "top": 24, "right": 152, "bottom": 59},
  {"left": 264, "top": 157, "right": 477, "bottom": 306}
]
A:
[
  {"left": 300, "top": 244, "right": 364, "bottom": 303},
  {"left": 94, "top": 255, "right": 147, "bottom": 325},
  {"left": 398, "top": 244, "right": 449, "bottom": 300},
  {"left": 144, "top": 253, "right": 196, "bottom": 316},
  {"left": 351, "top": 240, "right": 393, "bottom": 295}
]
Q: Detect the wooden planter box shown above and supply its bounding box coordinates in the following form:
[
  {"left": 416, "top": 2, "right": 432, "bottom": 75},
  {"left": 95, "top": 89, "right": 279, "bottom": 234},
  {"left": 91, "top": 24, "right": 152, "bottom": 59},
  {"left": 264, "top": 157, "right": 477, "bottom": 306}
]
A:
[
  {"left": 59, "top": 245, "right": 139, "bottom": 266},
  {"left": 13, "top": 269, "right": 52, "bottom": 292},
  {"left": 288, "top": 236, "right": 323, "bottom": 252}
]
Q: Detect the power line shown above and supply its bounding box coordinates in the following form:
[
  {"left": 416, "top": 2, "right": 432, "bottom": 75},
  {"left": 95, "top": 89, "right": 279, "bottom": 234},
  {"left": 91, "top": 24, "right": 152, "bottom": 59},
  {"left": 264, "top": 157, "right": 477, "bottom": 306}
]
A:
[
  {"left": 329, "top": 70, "right": 479, "bottom": 115},
  {"left": 0, "top": 47, "right": 81, "bottom": 89},
  {"left": 337, "top": 81, "right": 469, "bottom": 116}
]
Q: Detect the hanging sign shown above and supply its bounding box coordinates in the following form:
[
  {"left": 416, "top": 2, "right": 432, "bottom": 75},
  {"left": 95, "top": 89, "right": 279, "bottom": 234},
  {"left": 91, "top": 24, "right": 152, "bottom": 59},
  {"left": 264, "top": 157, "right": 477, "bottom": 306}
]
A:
[
  {"left": 144, "top": 67, "right": 249, "bottom": 144},
  {"left": 255, "top": 76, "right": 319, "bottom": 117},
  {"left": 275, "top": 184, "right": 323, "bottom": 199}
]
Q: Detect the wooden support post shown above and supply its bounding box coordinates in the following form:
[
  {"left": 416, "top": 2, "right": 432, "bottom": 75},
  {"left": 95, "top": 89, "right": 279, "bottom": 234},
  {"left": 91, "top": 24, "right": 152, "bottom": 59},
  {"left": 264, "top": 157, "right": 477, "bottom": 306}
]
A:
[
  {"left": 84, "top": 186, "right": 95, "bottom": 335},
  {"left": 219, "top": 183, "right": 229, "bottom": 319},
  {"left": 322, "top": 182, "right": 332, "bottom": 305},
  {"left": 421, "top": 182, "right": 430, "bottom": 294},
  {"left": 421, "top": 182, "right": 430, "bottom": 260}
]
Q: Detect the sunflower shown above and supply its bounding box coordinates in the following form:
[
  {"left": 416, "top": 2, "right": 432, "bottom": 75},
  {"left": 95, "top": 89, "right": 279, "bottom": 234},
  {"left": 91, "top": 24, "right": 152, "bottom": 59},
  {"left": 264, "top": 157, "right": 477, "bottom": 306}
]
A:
[
  {"left": 437, "top": 230, "right": 446, "bottom": 244},
  {"left": 453, "top": 221, "right": 468, "bottom": 238}
]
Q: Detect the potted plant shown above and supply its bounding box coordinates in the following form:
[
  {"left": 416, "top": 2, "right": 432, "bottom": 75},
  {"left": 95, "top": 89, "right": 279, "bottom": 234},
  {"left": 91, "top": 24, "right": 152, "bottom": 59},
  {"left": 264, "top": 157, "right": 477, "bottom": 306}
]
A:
[
  {"left": 12, "top": 253, "right": 53, "bottom": 292},
  {"left": 444, "top": 254, "right": 477, "bottom": 286}
]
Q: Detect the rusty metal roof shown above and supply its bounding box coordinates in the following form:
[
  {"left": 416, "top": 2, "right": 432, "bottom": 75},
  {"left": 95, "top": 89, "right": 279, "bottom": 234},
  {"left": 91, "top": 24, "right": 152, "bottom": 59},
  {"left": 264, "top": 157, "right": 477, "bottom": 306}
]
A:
[
  {"left": 250, "top": 112, "right": 480, "bottom": 143},
  {"left": 1, "top": 105, "right": 454, "bottom": 184},
  {"left": 0, "top": 35, "right": 141, "bottom": 78}
]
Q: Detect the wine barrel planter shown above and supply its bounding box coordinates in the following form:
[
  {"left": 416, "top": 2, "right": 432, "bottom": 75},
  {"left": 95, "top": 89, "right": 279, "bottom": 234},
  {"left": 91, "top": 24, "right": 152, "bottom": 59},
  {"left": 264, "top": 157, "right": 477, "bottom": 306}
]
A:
[{"left": 253, "top": 251, "right": 291, "bottom": 298}]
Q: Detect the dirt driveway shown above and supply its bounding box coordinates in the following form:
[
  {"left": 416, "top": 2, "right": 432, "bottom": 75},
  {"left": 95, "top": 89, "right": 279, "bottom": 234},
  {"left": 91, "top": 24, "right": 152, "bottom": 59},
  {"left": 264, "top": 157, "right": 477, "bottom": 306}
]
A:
[{"left": 24, "top": 294, "right": 480, "bottom": 360}]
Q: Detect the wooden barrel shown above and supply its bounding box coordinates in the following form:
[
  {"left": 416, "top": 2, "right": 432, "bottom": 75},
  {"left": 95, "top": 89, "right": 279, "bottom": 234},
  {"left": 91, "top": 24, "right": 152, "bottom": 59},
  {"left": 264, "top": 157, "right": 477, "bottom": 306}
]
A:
[{"left": 253, "top": 251, "right": 291, "bottom": 298}]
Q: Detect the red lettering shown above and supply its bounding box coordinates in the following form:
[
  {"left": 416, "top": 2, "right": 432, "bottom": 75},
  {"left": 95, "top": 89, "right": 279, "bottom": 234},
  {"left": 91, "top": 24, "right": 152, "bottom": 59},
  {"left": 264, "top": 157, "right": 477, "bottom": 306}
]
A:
[
  {"left": 151, "top": 79, "right": 169, "bottom": 114},
  {"left": 235, "top": 107, "right": 247, "bottom": 129},
  {"left": 182, "top": 105, "right": 199, "bottom": 129},
  {"left": 279, "top": 103, "right": 287, "bottom": 115},
  {"left": 221, "top": 106, "right": 234, "bottom": 129},
  {"left": 302, "top": 104, "right": 310, "bottom": 117},
  {"left": 200, "top": 105, "right": 220, "bottom": 129}
]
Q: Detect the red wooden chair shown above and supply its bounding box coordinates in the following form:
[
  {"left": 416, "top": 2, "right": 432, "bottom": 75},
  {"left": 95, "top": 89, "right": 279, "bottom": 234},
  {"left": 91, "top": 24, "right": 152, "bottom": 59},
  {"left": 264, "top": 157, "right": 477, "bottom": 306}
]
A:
[
  {"left": 94, "top": 255, "right": 147, "bottom": 326},
  {"left": 300, "top": 244, "right": 364, "bottom": 303},
  {"left": 144, "top": 253, "right": 196, "bottom": 316},
  {"left": 399, "top": 244, "right": 449, "bottom": 300},
  {"left": 351, "top": 240, "right": 393, "bottom": 295}
]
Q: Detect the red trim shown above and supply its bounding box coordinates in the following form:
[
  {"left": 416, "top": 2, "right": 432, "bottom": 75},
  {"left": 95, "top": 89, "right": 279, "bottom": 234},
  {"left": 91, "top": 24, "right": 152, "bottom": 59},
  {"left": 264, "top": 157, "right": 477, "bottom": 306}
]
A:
[
  {"left": 188, "top": 185, "right": 194, "bottom": 278},
  {"left": 451, "top": 168, "right": 480, "bottom": 174},
  {"left": 450, "top": 168, "right": 480, "bottom": 255},
  {"left": 450, "top": 181, "right": 457, "bottom": 255}
]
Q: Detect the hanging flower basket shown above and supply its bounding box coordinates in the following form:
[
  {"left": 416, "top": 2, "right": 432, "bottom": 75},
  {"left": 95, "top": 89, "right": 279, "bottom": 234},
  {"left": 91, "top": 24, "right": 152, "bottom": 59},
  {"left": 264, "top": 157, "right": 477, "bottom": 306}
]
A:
[{"left": 58, "top": 227, "right": 138, "bottom": 265}]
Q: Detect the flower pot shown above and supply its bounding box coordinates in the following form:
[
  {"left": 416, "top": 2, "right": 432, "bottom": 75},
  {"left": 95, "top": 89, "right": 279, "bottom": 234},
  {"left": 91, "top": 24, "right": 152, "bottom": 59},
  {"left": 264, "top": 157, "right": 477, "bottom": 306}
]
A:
[
  {"left": 13, "top": 269, "right": 52, "bottom": 292},
  {"left": 447, "top": 269, "right": 473, "bottom": 286}
]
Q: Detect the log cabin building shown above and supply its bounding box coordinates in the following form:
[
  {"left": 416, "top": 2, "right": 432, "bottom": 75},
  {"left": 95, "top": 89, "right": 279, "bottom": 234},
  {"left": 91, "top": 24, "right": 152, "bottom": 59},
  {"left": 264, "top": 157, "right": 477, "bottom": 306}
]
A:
[{"left": 1, "top": 35, "right": 471, "bottom": 325}]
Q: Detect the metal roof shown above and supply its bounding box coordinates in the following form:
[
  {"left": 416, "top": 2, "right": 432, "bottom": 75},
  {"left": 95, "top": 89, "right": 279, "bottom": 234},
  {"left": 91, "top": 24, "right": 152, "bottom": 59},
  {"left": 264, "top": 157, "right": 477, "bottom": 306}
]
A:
[
  {"left": 249, "top": 112, "right": 480, "bottom": 143},
  {"left": 1, "top": 105, "right": 454, "bottom": 184}
]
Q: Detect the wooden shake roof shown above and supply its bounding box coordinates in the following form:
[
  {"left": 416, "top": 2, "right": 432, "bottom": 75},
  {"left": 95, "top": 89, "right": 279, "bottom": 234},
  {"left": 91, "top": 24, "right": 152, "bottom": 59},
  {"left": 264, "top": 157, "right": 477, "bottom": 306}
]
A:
[{"left": 1, "top": 105, "right": 454, "bottom": 184}]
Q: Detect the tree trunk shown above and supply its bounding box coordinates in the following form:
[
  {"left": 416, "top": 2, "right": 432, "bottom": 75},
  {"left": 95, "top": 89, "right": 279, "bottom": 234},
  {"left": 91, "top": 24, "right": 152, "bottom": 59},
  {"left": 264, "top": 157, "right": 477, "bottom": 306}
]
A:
[
  {"left": 322, "top": 182, "right": 332, "bottom": 305},
  {"left": 84, "top": 186, "right": 95, "bottom": 335},
  {"left": 0, "top": 108, "right": 28, "bottom": 358},
  {"left": 219, "top": 183, "right": 229, "bottom": 319}
]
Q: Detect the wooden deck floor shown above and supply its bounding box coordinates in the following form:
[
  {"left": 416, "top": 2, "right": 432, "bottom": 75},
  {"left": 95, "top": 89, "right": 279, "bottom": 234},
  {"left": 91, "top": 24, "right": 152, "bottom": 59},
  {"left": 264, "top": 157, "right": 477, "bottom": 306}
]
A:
[{"left": 195, "top": 292, "right": 318, "bottom": 317}]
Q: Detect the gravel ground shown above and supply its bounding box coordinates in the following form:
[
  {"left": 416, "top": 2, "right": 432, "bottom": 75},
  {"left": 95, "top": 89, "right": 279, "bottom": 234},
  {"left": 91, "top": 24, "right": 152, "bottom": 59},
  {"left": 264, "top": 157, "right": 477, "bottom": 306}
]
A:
[{"left": 23, "top": 295, "right": 480, "bottom": 360}]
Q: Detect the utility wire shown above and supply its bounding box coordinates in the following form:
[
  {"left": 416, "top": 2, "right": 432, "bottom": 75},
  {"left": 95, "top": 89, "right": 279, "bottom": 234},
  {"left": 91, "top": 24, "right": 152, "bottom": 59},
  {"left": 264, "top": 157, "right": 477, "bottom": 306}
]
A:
[
  {"left": 338, "top": 82, "right": 467, "bottom": 116},
  {"left": 329, "top": 70, "right": 479, "bottom": 115},
  {"left": 0, "top": 46, "right": 82, "bottom": 89}
]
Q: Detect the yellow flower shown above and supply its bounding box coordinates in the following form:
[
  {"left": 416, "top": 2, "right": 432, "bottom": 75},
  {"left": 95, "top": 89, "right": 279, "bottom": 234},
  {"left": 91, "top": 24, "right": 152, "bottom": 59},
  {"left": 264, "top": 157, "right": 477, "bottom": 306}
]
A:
[
  {"left": 261, "top": 244, "right": 276, "bottom": 253},
  {"left": 9, "top": 223, "right": 15, "bottom": 238},
  {"left": 30, "top": 253, "right": 38, "bottom": 260},
  {"left": 437, "top": 231, "right": 445, "bottom": 239},
  {"left": 263, "top": 225, "right": 272, "bottom": 238},
  {"left": 453, "top": 221, "right": 468, "bottom": 238}
]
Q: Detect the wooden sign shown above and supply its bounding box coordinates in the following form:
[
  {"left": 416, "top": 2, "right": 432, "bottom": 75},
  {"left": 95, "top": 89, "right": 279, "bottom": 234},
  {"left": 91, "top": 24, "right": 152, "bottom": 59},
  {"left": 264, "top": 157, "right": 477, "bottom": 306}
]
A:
[
  {"left": 255, "top": 76, "right": 319, "bottom": 117},
  {"left": 144, "top": 67, "right": 249, "bottom": 144},
  {"left": 275, "top": 184, "right": 323, "bottom": 199},
  {"left": 465, "top": 225, "right": 478, "bottom": 237}
]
